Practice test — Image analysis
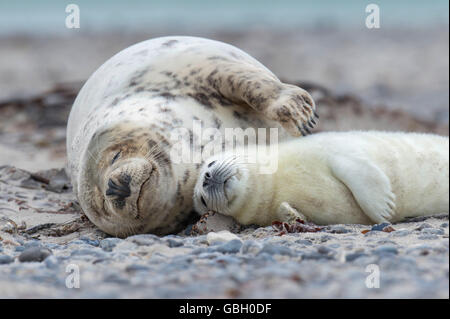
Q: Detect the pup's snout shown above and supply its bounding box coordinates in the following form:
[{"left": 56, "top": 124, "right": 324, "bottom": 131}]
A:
[{"left": 106, "top": 174, "right": 132, "bottom": 200}]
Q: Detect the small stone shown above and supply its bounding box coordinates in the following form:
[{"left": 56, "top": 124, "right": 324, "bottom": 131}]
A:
[
  {"left": 71, "top": 249, "right": 108, "bottom": 258},
  {"left": 80, "top": 237, "right": 100, "bottom": 247},
  {"left": 421, "top": 228, "right": 444, "bottom": 235},
  {"left": 211, "top": 239, "right": 243, "bottom": 254},
  {"left": 327, "top": 226, "right": 351, "bottom": 234},
  {"left": 0, "top": 255, "right": 14, "bottom": 264},
  {"left": 440, "top": 223, "right": 448, "bottom": 228},
  {"left": 206, "top": 231, "right": 241, "bottom": 245},
  {"left": 23, "top": 241, "right": 42, "bottom": 249},
  {"left": 406, "top": 244, "right": 433, "bottom": 256},
  {"left": 166, "top": 238, "right": 183, "bottom": 248},
  {"left": 125, "top": 264, "right": 151, "bottom": 273},
  {"left": 100, "top": 238, "right": 122, "bottom": 251},
  {"left": 127, "top": 234, "right": 160, "bottom": 246},
  {"left": 320, "top": 235, "right": 334, "bottom": 242},
  {"left": 44, "top": 255, "right": 59, "bottom": 269},
  {"left": 415, "top": 223, "right": 433, "bottom": 231},
  {"left": 418, "top": 234, "right": 439, "bottom": 240},
  {"left": 373, "top": 245, "right": 398, "bottom": 255},
  {"left": 345, "top": 252, "right": 368, "bottom": 262},
  {"left": 391, "top": 230, "right": 411, "bottom": 237},
  {"left": 317, "top": 245, "right": 333, "bottom": 255},
  {"left": 215, "top": 255, "right": 241, "bottom": 265},
  {"left": 302, "top": 252, "right": 334, "bottom": 260},
  {"left": 258, "top": 243, "right": 293, "bottom": 256},
  {"left": 295, "top": 239, "right": 313, "bottom": 246},
  {"left": 241, "top": 240, "right": 263, "bottom": 254},
  {"left": 18, "top": 247, "right": 52, "bottom": 262},
  {"left": 371, "top": 223, "right": 391, "bottom": 231}
]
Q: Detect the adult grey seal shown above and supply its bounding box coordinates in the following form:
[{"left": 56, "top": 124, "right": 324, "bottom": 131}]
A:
[{"left": 66, "top": 36, "right": 317, "bottom": 236}]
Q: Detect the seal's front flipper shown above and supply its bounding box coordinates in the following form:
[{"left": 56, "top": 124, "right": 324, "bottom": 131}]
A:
[
  {"left": 276, "top": 202, "right": 307, "bottom": 223},
  {"left": 329, "top": 155, "right": 396, "bottom": 224},
  {"left": 207, "top": 61, "right": 317, "bottom": 137}
]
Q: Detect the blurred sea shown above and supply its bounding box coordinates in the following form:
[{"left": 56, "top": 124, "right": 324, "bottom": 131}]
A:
[{"left": 0, "top": 0, "right": 448, "bottom": 35}]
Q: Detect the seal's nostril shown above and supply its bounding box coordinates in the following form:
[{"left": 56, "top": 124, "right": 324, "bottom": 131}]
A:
[
  {"left": 208, "top": 161, "right": 216, "bottom": 168},
  {"left": 106, "top": 177, "right": 131, "bottom": 200}
]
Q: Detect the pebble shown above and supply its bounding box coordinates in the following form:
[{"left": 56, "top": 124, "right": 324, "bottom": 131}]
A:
[
  {"left": 241, "top": 240, "right": 263, "bottom": 254},
  {"left": 80, "top": 237, "right": 100, "bottom": 247},
  {"left": 371, "top": 223, "right": 391, "bottom": 231},
  {"left": 345, "top": 252, "right": 368, "bottom": 262},
  {"left": 0, "top": 255, "right": 14, "bottom": 265},
  {"left": 421, "top": 228, "right": 444, "bottom": 235},
  {"left": 70, "top": 248, "right": 108, "bottom": 259},
  {"left": 320, "top": 235, "right": 334, "bottom": 242},
  {"left": 317, "top": 245, "right": 334, "bottom": 255},
  {"left": 210, "top": 239, "right": 242, "bottom": 254},
  {"left": 301, "top": 252, "right": 334, "bottom": 260},
  {"left": 166, "top": 238, "right": 184, "bottom": 248},
  {"left": 127, "top": 234, "right": 160, "bottom": 246},
  {"left": 258, "top": 243, "right": 293, "bottom": 256},
  {"left": 390, "top": 230, "right": 411, "bottom": 237},
  {"left": 327, "top": 226, "right": 352, "bottom": 234},
  {"left": 44, "top": 255, "right": 59, "bottom": 269},
  {"left": 416, "top": 223, "right": 433, "bottom": 231},
  {"left": 417, "top": 234, "right": 439, "bottom": 240},
  {"left": 373, "top": 245, "right": 398, "bottom": 256},
  {"left": 295, "top": 239, "right": 313, "bottom": 246},
  {"left": 100, "top": 238, "right": 122, "bottom": 251},
  {"left": 125, "top": 264, "right": 151, "bottom": 273},
  {"left": 206, "top": 231, "right": 241, "bottom": 245},
  {"left": 18, "top": 247, "right": 52, "bottom": 263}
]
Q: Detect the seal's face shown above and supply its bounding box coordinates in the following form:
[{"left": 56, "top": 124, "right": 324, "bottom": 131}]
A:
[
  {"left": 193, "top": 154, "right": 250, "bottom": 217},
  {"left": 79, "top": 123, "right": 179, "bottom": 237}
]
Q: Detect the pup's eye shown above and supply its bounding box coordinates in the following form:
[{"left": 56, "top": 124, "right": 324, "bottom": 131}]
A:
[
  {"left": 200, "top": 196, "right": 207, "bottom": 207},
  {"left": 208, "top": 161, "right": 216, "bottom": 167},
  {"left": 111, "top": 151, "right": 121, "bottom": 164}
]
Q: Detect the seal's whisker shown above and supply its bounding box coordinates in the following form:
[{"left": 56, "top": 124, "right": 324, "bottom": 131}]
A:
[{"left": 213, "top": 155, "right": 237, "bottom": 178}]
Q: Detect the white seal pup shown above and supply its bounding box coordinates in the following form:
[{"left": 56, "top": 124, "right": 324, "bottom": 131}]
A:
[
  {"left": 66, "top": 36, "right": 317, "bottom": 236},
  {"left": 194, "top": 131, "right": 449, "bottom": 225}
]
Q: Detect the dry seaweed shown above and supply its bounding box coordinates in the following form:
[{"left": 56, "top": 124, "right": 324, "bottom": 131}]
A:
[{"left": 272, "top": 218, "right": 322, "bottom": 236}]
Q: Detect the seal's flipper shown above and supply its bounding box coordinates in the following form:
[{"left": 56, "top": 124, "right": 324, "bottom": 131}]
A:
[
  {"left": 276, "top": 202, "right": 308, "bottom": 223},
  {"left": 206, "top": 61, "right": 317, "bottom": 137},
  {"left": 329, "top": 155, "right": 396, "bottom": 224}
]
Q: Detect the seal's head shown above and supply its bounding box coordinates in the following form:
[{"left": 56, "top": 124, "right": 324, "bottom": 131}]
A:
[
  {"left": 78, "top": 122, "right": 184, "bottom": 237},
  {"left": 193, "top": 154, "right": 251, "bottom": 218}
]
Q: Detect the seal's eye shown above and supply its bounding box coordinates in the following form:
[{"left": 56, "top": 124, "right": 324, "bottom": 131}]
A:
[
  {"left": 208, "top": 161, "right": 216, "bottom": 168},
  {"left": 111, "top": 151, "right": 121, "bottom": 164},
  {"left": 200, "top": 196, "right": 207, "bottom": 207}
]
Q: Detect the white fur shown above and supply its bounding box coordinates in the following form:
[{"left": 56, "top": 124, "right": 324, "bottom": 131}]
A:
[{"left": 195, "top": 131, "right": 449, "bottom": 225}]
